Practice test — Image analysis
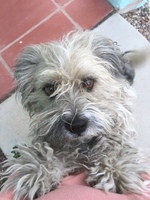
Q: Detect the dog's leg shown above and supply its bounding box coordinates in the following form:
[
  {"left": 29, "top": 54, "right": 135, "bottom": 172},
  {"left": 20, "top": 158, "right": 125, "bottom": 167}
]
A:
[
  {"left": 1, "top": 143, "right": 68, "bottom": 200},
  {"left": 86, "top": 137, "right": 150, "bottom": 194}
]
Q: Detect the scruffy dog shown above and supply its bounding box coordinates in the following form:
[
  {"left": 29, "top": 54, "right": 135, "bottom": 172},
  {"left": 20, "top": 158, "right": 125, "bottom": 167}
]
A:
[{"left": 1, "top": 30, "right": 150, "bottom": 200}]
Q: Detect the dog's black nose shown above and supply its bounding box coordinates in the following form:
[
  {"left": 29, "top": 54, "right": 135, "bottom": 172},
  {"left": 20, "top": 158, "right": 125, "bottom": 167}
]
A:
[{"left": 64, "top": 116, "right": 88, "bottom": 136}]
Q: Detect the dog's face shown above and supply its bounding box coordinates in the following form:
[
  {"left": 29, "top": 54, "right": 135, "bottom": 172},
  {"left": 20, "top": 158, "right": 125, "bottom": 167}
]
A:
[{"left": 14, "top": 31, "right": 135, "bottom": 147}]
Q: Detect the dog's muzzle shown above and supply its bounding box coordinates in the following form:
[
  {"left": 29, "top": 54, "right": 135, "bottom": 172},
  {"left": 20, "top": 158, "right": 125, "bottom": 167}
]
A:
[{"left": 64, "top": 116, "right": 89, "bottom": 136}]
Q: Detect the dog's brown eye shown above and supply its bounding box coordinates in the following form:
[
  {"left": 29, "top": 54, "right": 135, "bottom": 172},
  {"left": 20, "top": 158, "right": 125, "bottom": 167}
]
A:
[
  {"left": 82, "top": 79, "right": 94, "bottom": 91},
  {"left": 43, "top": 84, "right": 55, "bottom": 96}
]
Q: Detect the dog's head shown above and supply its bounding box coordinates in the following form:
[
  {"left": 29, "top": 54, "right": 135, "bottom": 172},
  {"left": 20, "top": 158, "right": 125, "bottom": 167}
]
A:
[{"left": 14, "top": 31, "right": 136, "bottom": 146}]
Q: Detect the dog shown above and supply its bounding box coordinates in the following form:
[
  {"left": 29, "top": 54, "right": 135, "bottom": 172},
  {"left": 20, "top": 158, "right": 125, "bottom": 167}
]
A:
[{"left": 1, "top": 30, "right": 150, "bottom": 200}]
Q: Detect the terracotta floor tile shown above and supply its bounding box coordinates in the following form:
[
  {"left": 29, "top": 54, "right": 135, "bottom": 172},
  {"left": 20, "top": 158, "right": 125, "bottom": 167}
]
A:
[
  {"left": 0, "top": 62, "right": 15, "bottom": 100},
  {"left": 2, "top": 11, "right": 75, "bottom": 68},
  {"left": 54, "top": 0, "right": 71, "bottom": 6},
  {"left": 0, "top": 0, "right": 57, "bottom": 50},
  {"left": 65, "top": 0, "right": 113, "bottom": 29}
]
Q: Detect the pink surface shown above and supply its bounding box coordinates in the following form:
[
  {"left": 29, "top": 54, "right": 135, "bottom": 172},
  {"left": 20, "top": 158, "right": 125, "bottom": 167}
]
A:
[
  {"left": 2, "top": 11, "right": 75, "bottom": 68},
  {"left": 65, "top": 0, "right": 113, "bottom": 29},
  {"left": 0, "top": 172, "right": 150, "bottom": 200},
  {"left": 0, "top": 0, "right": 56, "bottom": 49}
]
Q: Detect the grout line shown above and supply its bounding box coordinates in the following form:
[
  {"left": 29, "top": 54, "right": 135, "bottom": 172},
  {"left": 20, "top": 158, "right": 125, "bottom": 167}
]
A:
[
  {"left": 52, "top": 0, "right": 81, "bottom": 29},
  {"left": 0, "top": 55, "right": 14, "bottom": 77},
  {"left": 0, "top": 8, "right": 59, "bottom": 54},
  {"left": 62, "top": 0, "right": 74, "bottom": 7},
  {"left": 52, "top": 0, "right": 74, "bottom": 8},
  {"left": 60, "top": 8, "right": 81, "bottom": 29}
]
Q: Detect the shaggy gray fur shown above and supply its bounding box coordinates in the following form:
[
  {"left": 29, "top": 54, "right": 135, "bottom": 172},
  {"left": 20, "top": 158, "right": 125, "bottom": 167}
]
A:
[{"left": 1, "top": 30, "right": 150, "bottom": 200}]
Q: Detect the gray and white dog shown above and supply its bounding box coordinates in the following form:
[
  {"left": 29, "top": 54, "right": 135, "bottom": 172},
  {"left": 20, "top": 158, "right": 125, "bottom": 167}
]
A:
[{"left": 1, "top": 30, "right": 150, "bottom": 200}]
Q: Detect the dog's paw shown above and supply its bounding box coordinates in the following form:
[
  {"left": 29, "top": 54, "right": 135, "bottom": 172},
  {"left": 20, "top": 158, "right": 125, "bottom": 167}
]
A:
[
  {"left": 86, "top": 148, "right": 150, "bottom": 194},
  {"left": 1, "top": 143, "right": 67, "bottom": 200},
  {"left": 86, "top": 164, "right": 118, "bottom": 192},
  {"left": 87, "top": 163, "right": 150, "bottom": 194}
]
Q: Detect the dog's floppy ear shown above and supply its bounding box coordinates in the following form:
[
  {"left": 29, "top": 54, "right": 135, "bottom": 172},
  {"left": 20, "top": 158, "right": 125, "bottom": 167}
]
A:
[
  {"left": 91, "top": 35, "right": 135, "bottom": 84},
  {"left": 14, "top": 45, "right": 43, "bottom": 107}
]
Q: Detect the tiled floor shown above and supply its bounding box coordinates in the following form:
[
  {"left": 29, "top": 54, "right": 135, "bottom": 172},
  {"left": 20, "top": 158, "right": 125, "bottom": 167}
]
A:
[{"left": 0, "top": 0, "right": 113, "bottom": 101}]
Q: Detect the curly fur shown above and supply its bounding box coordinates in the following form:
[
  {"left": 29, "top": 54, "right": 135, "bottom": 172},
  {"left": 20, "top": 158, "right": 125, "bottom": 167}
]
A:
[{"left": 1, "top": 30, "right": 150, "bottom": 200}]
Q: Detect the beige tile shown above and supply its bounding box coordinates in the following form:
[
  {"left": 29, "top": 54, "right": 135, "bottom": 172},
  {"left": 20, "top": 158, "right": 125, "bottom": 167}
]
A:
[
  {"left": 94, "top": 14, "right": 150, "bottom": 148},
  {"left": 0, "top": 94, "right": 30, "bottom": 156}
]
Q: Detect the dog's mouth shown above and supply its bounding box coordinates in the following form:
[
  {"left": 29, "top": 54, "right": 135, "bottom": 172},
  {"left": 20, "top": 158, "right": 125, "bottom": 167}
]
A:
[{"left": 65, "top": 128, "right": 100, "bottom": 142}]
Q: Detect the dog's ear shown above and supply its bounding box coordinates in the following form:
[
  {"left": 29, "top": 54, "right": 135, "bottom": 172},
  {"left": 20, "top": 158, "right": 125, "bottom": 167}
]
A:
[
  {"left": 91, "top": 35, "right": 135, "bottom": 84},
  {"left": 14, "top": 45, "right": 43, "bottom": 108}
]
